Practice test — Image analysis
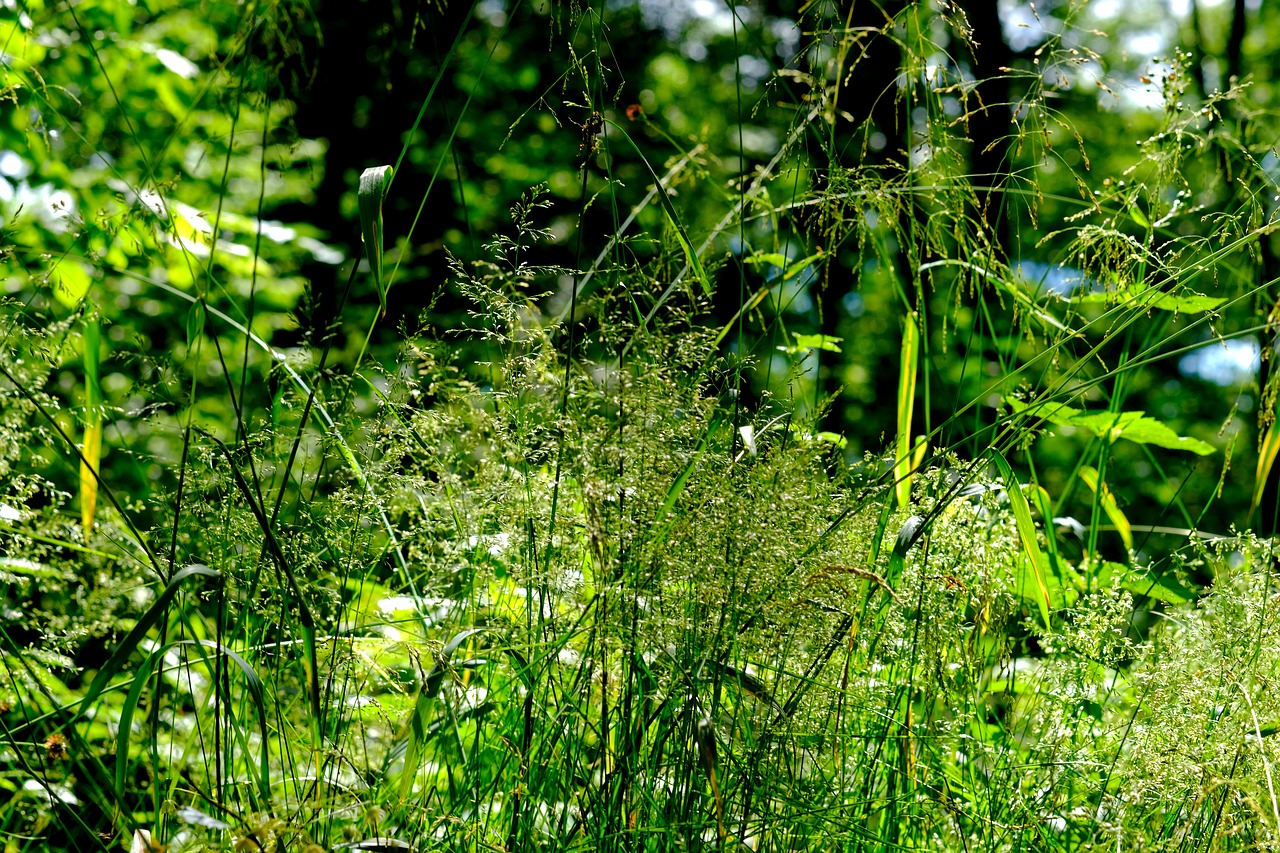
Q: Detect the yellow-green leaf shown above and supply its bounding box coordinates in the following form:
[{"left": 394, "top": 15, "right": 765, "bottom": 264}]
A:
[
  {"left": 1253, "top": 420, "right": 1280, "bottom": 522},
  {"left": 894, "top": 315, "right": 920, "bottom": 509},
  {"left": 1078, "top": 465, "right": 1133, "bottom": 552},
  {"left": 80, "top": 316, "right": 103, "bottom": 536},
  {"left": 992, "top": 451, "right": 1052, "bottom": 629}
]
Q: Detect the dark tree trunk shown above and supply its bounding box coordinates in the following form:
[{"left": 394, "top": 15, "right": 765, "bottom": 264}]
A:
[{"left": 962, "top": 0, "right": 1014, "bottom": 255}]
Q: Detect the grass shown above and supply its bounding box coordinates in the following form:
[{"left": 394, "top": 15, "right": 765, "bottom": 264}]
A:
[{"left": 1, "top": 1, "right": 1279, "bottom": 851}]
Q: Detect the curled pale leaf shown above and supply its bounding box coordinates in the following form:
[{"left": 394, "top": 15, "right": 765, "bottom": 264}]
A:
[{"left": 359, "top": 165, "right": 394, "bottom": 316}]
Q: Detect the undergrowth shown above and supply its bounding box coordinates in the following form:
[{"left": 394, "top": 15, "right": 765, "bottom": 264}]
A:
[{"left": 1, "top": 1, "right": 1279, "bottom": 852}]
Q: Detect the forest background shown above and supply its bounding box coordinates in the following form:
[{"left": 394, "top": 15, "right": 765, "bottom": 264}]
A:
[{"left": 3, "top": 0, "right": 1280, "bottom": 851}]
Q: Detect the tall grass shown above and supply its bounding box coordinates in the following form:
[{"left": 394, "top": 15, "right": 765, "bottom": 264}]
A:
[{"left": 1, "top": 2, "right": 1278, "bottom": 852}]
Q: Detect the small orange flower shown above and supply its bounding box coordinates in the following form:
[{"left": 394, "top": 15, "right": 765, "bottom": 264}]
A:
[
  {"left": 45, "top": 732, "right": 70, "bottom": 760},
  {"left": 625, "top": 103, "right": 643, "bottom": 121}
]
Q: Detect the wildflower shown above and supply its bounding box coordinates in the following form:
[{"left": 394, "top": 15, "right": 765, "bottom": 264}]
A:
[{"left": 44, "top": 732, "right": 70, "bottom": 761}]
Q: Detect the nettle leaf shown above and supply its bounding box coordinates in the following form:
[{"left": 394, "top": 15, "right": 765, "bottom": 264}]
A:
[
  {"left": 745, "top": 250, "right": 823, "bottom": 282},
  {"left": 1007, "top": 398, "right": 1215, "bottom": 455},
  {"left": 786, "top": 334, "right": 843, "bottom": 353},
  {"left": 1098, "top": 562, "right": 1194, "bottom": 605},
  {"left": 1072, "top": 282, "right": 1225, "bottom": 313}
]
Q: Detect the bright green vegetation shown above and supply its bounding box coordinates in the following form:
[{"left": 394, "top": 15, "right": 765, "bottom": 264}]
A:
[{"left": 2, "top": 1, "right": 1280, "bottom": 851}]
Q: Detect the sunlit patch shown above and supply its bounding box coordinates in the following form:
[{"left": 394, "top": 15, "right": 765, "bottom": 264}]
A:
[{"left": 1178, "top": 337, "right": 1260, "bottom": 386}]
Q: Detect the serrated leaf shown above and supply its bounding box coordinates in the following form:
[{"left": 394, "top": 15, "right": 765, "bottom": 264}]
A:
[
  {"left": 791, "top": 333, "right": 843, "bottom": 353},
  {"left": 1071, "top": 284, "right": 1225, "bottom": 313},
  {"left": 1111, "top": 563, "right": 1194, "bottom": 604},
  {"left": 1007, "top": 398, "right": 1215, "bottom": 455}
]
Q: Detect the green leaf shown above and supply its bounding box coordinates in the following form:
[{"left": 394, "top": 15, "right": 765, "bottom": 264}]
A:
[
  {"left": 887, "top": 515, "right": 923, "bottom": 581},
  {"left": 53, "top": 262, "right": 93, "bottom": 309},
  {"left": 1252, "top": 419, "right": 1280, "bottom": 521},
  {"left": 359, "top": 165, "right": 394, "bottom": 317},
  {"left": 815, "top": 431, "right": 847, "bottom": 449},
  {"left": 992, "top": 451, "right": 1052, "bottom": 630},
  {"left": 1128, "top": 203, "right": 1150, "bottom": 229},
  {"left": 745, "top": 250, "right": 823, "bottom": 282},
  {"left": 1107, "top": 562, "right": 1194, "bottom": 604},
  {"left": 78, "top": 564, "right": 220, "bottom": 718},
  {"left": 80, "top": 316, "right": 103, "bottom": 537},
  {"left": 895, "top": 315, "right": 919, "bottom": 509},
  {"left": 663, "top": 207, "right": 713, "bottom": 298},
  {"left": 745, "top": 252, "right": 788, "bottom": 269},
  {"left": 399, "top": 628, "right": 488, "bottom": 798},
  {"left": 1078, "top": 465, "right": 1133, "bottom": 552},
  {"left": 1007, "top": 398, "right": 1215, "bottom": 455},
  {"left": 790, "top": 333, "right": 843, "bottom": 353},
  {"left": 654, "top": 417, "right": 719, "bottom": 526},
  {"left": 1071, "top": 283, "right": 1226, "bottom": 313},
  {"left": 185, "top": 299, "right": 205, "bottom": 349}
]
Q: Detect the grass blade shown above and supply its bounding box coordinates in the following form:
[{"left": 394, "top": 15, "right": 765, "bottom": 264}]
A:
[
  {"left": 1253, "top": 419, "right": 1280, "bottom": 522},
  {"left": 80, "top": 315, "right": 102, "bottom": 536},
  {"left": 78, "top": 564, "right": 220, "bottom": 717},
  {"left": 895, "top": 313, "right": 920, "bottom": 508},
  {"left": 992, "top": 451, "right": 1052, "bottom": 630}
]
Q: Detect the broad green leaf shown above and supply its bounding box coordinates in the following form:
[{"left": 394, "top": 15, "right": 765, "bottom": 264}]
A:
[
  {"left": 745, "top": 250, "right": 823, "bottom": 282},
  {"left": 791, "top": 333, "right": 843, "bottom": 353},
  {"left": 1078, "top": 465, "right": 1133, "bottom": 552},
  {"left": 53, "top": 262, "right": 93, "bottom": 309},
  {"left": 1107, "top": 562, "right": 1194, "bottom": 604},
  {"left": 992, "top": 451, "right": 1052, "bottom": 629},
  {"left": 1007, "top": 398, "right": 1215, "bottom": 455},
  {"left": 359, "top": 165, "right": 394, "bottom": 317},
  {"left": 1072, "top": 283, "right": 1226, "bottom": 314}
]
